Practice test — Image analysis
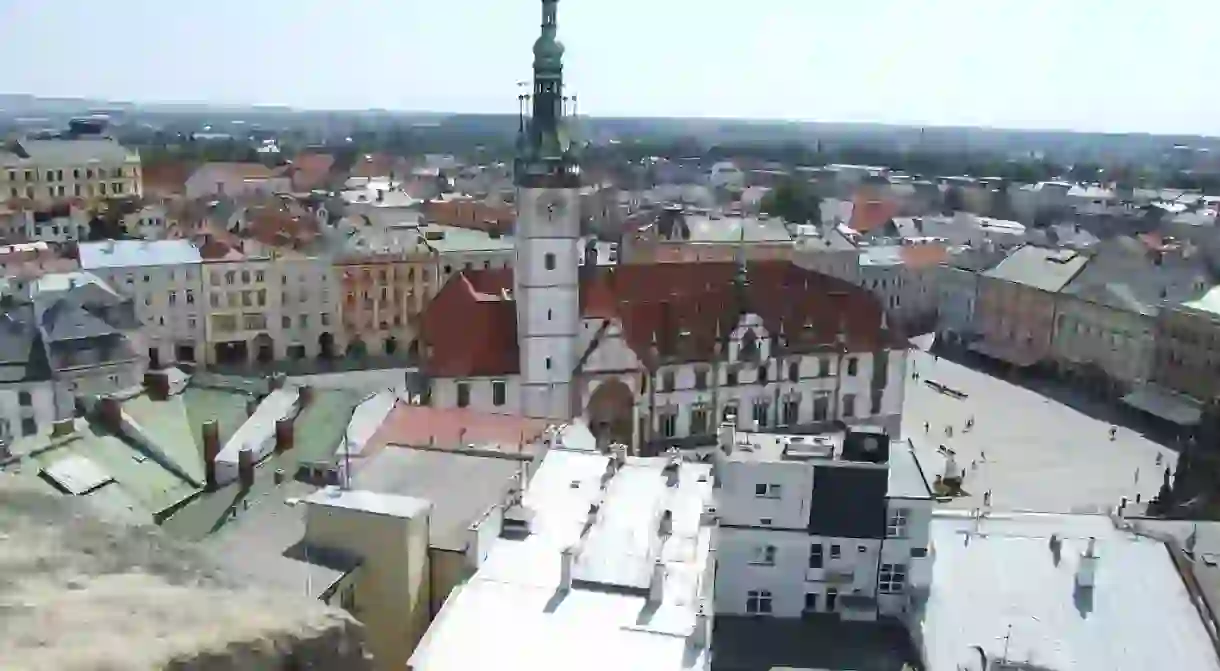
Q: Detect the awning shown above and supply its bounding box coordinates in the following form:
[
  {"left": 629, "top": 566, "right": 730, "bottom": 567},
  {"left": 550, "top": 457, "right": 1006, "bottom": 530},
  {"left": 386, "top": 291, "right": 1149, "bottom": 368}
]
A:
[
  {"left": 968, "top": 340, "right": 1040, "bottom": 367},
  {"left": 1121, "top": 384, "right": 1202, "bottom": 426}
]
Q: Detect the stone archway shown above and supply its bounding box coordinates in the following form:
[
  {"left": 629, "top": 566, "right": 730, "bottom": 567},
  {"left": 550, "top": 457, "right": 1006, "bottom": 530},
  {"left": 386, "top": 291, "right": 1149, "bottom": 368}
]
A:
[{"left": 586, "top": 378, "right": 635, "bottom": 447}]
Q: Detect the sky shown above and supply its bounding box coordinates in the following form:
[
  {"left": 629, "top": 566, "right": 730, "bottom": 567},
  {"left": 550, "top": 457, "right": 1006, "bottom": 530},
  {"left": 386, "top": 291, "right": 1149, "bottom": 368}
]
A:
[{"left": 2, "top": 0, "right": 1220, "bottom": 135}]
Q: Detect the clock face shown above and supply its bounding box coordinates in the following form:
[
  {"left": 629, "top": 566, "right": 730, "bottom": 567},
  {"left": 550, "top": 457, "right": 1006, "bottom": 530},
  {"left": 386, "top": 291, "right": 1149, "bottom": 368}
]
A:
[{"left": 536, "top": 193, "right": 568, "bottom": 221}]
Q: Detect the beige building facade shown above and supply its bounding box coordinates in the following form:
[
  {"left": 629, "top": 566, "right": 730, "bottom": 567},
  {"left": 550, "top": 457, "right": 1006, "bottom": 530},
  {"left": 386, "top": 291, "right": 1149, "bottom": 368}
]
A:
[{"left": 0, "top": 138, "right": 142, "bottom": 203}]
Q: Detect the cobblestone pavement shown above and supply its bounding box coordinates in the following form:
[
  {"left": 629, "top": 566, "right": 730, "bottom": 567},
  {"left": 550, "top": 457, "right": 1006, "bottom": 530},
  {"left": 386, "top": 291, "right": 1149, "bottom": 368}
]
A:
[{"left": 901, "top": 349, "right": 1177, "bottom": 514}]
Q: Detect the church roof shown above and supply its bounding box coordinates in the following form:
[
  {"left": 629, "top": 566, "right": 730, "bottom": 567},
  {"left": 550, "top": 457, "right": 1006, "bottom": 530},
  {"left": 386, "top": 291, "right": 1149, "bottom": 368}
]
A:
[{"left": 421, "top": 261, "right": 905, "bottom": 378}]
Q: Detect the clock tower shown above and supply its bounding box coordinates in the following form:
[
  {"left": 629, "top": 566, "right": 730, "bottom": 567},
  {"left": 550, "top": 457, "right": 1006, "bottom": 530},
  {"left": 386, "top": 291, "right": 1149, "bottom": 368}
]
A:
[{"left": 514, "top": 0, "right": 582, "bottom": 420}]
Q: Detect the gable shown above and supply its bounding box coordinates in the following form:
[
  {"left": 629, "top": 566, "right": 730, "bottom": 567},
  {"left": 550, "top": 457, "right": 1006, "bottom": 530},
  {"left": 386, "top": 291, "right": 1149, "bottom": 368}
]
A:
[{"left": 579, "top": 319, "right": 642, "bottom": 374}]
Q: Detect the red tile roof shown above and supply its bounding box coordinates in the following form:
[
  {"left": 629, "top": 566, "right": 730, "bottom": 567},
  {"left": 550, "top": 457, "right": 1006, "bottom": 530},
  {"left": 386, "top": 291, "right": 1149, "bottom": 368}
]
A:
[
  {"left": 366, "top": 403, "right": 549, "bottom": 453},
  {"left": 422, "top": 261, "right": 904, "bottom": 378},
  {"left": 849, "top": 194, "right": 899, "bottom": 233},
  {"left": 141, "top": 161, "right": 194, "bottom": 196},
  {"left": 898, "top": 243, "right": 949, "bottom": 269},
  {"left": 287, "top": 153, "right": 335, "bottom": 191}
]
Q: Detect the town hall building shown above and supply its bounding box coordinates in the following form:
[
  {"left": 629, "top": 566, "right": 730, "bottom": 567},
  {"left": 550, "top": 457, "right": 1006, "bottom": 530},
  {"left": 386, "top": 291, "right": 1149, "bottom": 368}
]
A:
[{"left": 419, "top": 0, "right": 909, "bottom": 454}]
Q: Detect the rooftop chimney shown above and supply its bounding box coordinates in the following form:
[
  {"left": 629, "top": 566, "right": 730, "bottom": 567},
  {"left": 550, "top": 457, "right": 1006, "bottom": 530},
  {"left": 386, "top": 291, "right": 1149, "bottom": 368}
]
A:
[
  {"left": 658, "top": 509, "right": 673, "bottom": 537},
  {"left": 559, "top": 546, "right": 576, "bottom": 591},
  {"left": 1076, "top": 537, "right": 1098, "bottom": 589},
  {"left": 648, "top": 559, "right": 666, "bottom": 604},
  {"left": 275, "top": 416, "right": 295, "bottom": 453},
  {"left": 245, "top": 395, "right": 259, "bottom": 417},
  {"left": 717, "top": 418, "right": 736, "bottom": 455},
  {"left": 237, "top": 446, "right": 255, "bottom": 490},
  {"left": 96, "top": 396, "right": 123, "bottom": 435},
  {"left": 692, "top": 601, "right": 711, "bottom": 648},
  {"left": 50, "top": 418, "right": 76, "bottom": 438},
  {"left": 202, "top": 420, "right": 220, "bottom": 489},
  {"left": 298, "top": 384, "right": 313, "bottom": 407}
]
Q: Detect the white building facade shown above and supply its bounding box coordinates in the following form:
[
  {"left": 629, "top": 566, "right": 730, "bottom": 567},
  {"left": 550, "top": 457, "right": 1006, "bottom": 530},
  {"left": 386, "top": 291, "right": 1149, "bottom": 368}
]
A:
[
  {"left": 79, "top": 240, "right": 206, "bottom": 367},
  {"left": 712, "top": 424, "right": 934, "bottom": 621}
]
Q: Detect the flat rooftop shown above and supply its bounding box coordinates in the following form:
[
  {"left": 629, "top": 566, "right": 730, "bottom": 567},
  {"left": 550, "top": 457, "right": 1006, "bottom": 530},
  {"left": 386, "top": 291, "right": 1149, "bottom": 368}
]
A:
[
  {"left": 409, "top": 449, "right": 715, "bottom": 671},
  {"left": 79, "top": 239, "right": 203, "bottom": 269},
  {"left": 350, "top": 446, "right": 525, "bottom": 551},
  {"left": 712, "top": 615, "right": 916, "bottom": 671},
  {"left": 919, "top": 511, "right": 1220, "bottom": 671}
]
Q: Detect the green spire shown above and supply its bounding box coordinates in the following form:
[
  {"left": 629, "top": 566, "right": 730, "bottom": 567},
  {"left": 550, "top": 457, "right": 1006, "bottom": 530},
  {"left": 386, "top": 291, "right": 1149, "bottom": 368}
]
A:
[{"left": 516, "top": 0, "right": 580, "bottom": 188}]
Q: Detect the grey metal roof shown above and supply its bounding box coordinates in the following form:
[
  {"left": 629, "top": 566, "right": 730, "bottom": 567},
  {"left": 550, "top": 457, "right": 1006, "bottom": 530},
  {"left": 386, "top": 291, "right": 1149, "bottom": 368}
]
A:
[
  {"left": 0, "top": 303, "right": 51, "bottom": 382},
  {"left": 807, "top": 465, "right": 889, "bottom": 538},
  {"left": 1063, "top": 238, "right": 1210, "bottom": 316},
  {"left": 0, "top": 138, "right": 136, "bottom": 166},
  {"left": 39, "top": 300, "right": 120, "bottom": 342},
  {"left": 349, "top": 447, "right": 523, "bottom": 551},
  {"left": 684, "top": 215, "right": 792, "bottom": 244},
  {"left": 983, "top": 245, "right": 1090, "bottom": 292},
  {"left": 80, "top": 240, "right": 202, "bottom": 270}
]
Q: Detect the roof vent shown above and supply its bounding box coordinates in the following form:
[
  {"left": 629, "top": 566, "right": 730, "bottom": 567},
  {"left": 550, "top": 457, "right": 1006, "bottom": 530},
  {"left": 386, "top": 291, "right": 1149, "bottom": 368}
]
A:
[{"left": 569, "top": 479, "right": 581, "bottom": 489}]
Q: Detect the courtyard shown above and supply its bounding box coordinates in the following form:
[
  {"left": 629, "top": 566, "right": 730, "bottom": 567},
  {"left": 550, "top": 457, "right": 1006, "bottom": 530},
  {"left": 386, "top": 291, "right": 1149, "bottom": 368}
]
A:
[{"left": 902, "top": 347, "right": 1177, "bottom": 514}]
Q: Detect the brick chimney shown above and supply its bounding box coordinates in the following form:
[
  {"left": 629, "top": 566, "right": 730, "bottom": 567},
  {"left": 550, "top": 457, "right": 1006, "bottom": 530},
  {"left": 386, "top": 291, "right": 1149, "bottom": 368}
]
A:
[
  {"left": 201, "top": 420, "right": 220, "bottom": 489},
  {"left": 237, "top": 446, "right": 255, "bottom": 490},
  {"left": 299, "top": 384, "right": 314, "bottom": 407},
  {"left": 275, "top": 416, "right": 295, "bottom": 453},
  {"left": 96, "top": 396, "right": 123, "bottom": 434},
  {"left": 145, "top": 371, "right": 170, "bottom": 401}
]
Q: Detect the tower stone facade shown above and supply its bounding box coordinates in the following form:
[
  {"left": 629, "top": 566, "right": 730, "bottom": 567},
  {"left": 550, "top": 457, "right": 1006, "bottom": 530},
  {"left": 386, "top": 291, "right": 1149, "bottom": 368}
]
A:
[{"left": 514, "top": 0, "right": 582, "bottom": 420}]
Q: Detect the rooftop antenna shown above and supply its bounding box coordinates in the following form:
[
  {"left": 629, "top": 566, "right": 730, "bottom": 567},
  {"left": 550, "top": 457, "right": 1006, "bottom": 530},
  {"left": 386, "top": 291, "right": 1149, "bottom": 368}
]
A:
[
  {"left": 342, "top": 424, "right": 352, "bottom": 490},
  {"left": 1000, "top": 623, "right": 1014, "bottom": 664}
]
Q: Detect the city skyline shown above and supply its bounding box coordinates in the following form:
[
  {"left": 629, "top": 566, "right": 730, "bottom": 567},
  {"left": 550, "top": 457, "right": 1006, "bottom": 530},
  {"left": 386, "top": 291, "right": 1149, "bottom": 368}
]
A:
[{"left": 2, "top": 0, "right": 1220, "bottom": 135}]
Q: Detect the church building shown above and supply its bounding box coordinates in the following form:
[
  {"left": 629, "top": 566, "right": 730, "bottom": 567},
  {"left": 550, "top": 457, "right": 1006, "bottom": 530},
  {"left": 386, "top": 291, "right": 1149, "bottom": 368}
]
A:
[{"left": 419, "top": 0, "right": 909, "bottom": 454}]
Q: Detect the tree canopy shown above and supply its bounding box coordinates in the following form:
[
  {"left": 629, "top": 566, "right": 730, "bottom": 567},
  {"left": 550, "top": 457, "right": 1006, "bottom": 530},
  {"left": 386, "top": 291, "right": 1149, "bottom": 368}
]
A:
[{"left": 761, "top": 179, "right": 821, "bottom": 225}]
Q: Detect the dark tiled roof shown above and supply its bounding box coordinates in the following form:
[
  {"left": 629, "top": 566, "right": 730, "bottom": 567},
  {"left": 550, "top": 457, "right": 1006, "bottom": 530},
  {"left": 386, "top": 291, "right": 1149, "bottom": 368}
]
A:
[
  {"left": 39, "top": 300, "right": 119, "bottom": 342},
  {"left": 0, "top": 302, "right": 50, "bottom": 382},
  {"left": 806, "top": 465, "right": 889, "bottom": 539},
  {"left": 421, "top": 261, "right": 904, "bottom": 378}
]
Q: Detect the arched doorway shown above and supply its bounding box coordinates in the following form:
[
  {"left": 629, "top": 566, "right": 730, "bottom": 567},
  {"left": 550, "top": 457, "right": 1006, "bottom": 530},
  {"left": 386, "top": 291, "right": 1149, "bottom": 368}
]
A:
[
  {"left": 384, "top": 335, "right": 398, "bottom": 356},
  {"left": 318, "top": 332, "right": 336, "bottom": 360},
  {"left": 586, "top": 378, "right": 635, "bottom": 447},
  {"left": 347, "top": 338, "right": 367, "bottom": 360},
  {"left": 254, "top": 333, "right": 275, "bottom": 365}
]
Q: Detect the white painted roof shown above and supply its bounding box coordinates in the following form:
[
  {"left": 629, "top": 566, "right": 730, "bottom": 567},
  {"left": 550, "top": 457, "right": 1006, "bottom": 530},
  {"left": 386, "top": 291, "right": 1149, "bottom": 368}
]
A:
[
  {"left": 920, "top": 511, "right": 1220, "bottom": 671},
  {"left": 409, "top": 448, "right": 714, "bottom": 671},
  {"left": 79, "top": 240, "right": 202, "bottom": 269}
]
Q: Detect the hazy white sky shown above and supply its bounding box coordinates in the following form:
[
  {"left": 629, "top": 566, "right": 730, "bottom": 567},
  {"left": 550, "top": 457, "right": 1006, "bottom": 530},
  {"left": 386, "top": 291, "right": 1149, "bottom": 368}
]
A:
[{"left": 2, "top": 0, "right": 1219, "bottom": 134}]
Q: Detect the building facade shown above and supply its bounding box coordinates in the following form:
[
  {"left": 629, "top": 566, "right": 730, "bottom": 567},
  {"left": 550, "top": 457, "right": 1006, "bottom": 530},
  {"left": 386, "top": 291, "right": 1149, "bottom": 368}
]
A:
[
  {"left": 972, "top": 246, "right": 1089, "bottom": 368},
  {"left": 0, "top": 137, "right": 142, "bottom": 203},
  {"left": 201, "top": 254, "right": 277, "bottom": 366},
  {"left": 80, "top": 240, "right": 206, "bottom": 367},
  {"left": 713, "top": 424, "right": 934, "bottom": 621}
]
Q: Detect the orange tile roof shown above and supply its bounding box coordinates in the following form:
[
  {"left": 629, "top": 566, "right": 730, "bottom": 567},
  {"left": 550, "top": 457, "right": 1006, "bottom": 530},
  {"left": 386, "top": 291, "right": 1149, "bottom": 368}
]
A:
[
  {"left": 849, "top": 195, "right": 899, "bottom": 233},
  {"left": 423, "top": 199, "right": 515, "bottom": 233},
  {"left": 365, "top": 403, "right": 549, "bottom": 453},
  {"left": 898, "top": 243, "right": 949, "bottom": 269}
]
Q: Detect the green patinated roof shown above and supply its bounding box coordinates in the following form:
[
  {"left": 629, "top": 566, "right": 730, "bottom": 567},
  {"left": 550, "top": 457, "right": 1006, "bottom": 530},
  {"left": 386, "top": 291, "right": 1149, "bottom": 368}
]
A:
[{"left": 158, "top": 389, "right": 366, "bottom": 541}]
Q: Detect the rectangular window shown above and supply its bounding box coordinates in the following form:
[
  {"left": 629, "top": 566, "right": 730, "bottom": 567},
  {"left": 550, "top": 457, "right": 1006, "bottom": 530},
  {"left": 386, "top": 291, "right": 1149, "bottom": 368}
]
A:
[
  {"left": 752, "top": 399, "right": 769, "bottom": 428},
  {"left": 887, "top": 508, "right": 909, "bottom": 538},
  {"left": 788, "top": 361, "right": 799, "bottom": 382},
  {"left": 879, "top": 563, "right": 907, "bottom": 594},
  {"left": 750, "top": 545, "right": 777, "bottom": 566},
  {"left": 662, "top": 370, "right": 675, "bottom": 392},
  {"left": 694, "top": 368, "right": 708, "bottom": 389},
  {"left": 456, "top": 382, "right": 470, "bottom": 408},
  {"left": 758, "top": 364, "right": 769, "bottom": 385},
  {"left": 745, "top": 590, "right": 773, "bottom": 614},
  {"left": 830, "top": 544, "right": 841, "bottom": 560},
  {"left": 726, "top": 369, "right": 738, "bottom": 386},
  {"left": 808, "top": 544, "right": 824, "bottom": 569},
  {"left": 813, "top": 395, "right": 829, "bottom": 421},
  {"left": 689, "top": 405, "right": 709, "bottom": 435},
  {"left": 660, "top": 410, "right": 677, "bottom": 438},
  {"left": 492, "top": 380, "right": 507, "bottom": 407},
  {"left": 185, "top": 290, "right": 194, "bottom": 305},
  {"left": 846, "top": 357, "right": 858, "bottom": 376},
  {"left": 842, "top": 394, "right": 856, "bottom": 418},
  {"left": 817, "top": 357, "right": 829, "bottom": 377},
  {"left": 168, "top": 291, "right": 177, "bottom": 305},
  {"left": 870, "top": 390, "right": 883, "bottom": 415},
  {"left": 782, "top": 397, "right": 799, "bottom": 425},
  {"left": 754, "top": 483, "right": 781, "bottom": 499},
  {"left": 22, "top": 417, "right": 37, "bottom": 436}
]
